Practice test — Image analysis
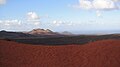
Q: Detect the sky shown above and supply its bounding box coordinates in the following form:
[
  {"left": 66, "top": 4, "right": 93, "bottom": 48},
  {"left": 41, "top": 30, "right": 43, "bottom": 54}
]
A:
[{"left": 0, "top": 0, "right": 120, "bottom": 34}]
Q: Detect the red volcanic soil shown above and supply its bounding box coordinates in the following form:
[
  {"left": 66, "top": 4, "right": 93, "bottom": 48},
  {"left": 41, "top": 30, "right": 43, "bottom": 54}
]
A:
[{"left": 0, "top": 40, "right": 120, "bottom": 67}]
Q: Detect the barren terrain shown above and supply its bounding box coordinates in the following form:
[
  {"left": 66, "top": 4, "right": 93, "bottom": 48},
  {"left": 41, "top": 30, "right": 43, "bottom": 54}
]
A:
[{"left": 0, "top": 40, "right": 120, "bottom": 67}]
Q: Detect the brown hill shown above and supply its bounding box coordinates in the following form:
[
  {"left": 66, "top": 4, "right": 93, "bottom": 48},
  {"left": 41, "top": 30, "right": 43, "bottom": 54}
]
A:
[
  {"left": 0, "top": 40, "right": 120, "bottom": 67},
  {"left": 27, "top": 28, "right": 57, "bottom": 35}
]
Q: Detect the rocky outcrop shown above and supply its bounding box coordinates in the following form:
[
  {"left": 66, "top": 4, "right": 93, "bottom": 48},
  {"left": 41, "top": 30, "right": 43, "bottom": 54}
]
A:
[{"left": 28, "top": 28, "right": 56, "bottom": 35}]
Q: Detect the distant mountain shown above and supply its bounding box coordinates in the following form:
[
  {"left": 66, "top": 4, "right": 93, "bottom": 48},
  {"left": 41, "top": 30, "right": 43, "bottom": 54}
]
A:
[
  {"left": 61, "top": 31, "right": 74, "bottom": 35},
  {"left": 27, "top": 28, "right": 58, "bottom": 35},
  {"left": 0, "top": 29, "right": 72, "bottom": 39},
  {"left": 26, "top": 28, "right": 75, "bottom": 36}
]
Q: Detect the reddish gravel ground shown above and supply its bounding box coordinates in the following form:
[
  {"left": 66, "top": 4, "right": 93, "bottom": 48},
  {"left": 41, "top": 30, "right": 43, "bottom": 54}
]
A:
[{"left": 0, "top": 40, "right": 120, "bottom": 67}]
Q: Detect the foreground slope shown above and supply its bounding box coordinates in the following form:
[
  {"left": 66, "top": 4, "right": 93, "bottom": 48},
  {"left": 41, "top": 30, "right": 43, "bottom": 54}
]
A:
[{"left": 0, "top": 40, "right": 120, "bottom": 67}]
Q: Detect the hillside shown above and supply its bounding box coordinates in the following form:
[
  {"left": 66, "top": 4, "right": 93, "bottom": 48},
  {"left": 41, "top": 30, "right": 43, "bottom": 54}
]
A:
[
  {"left": 0, "top": 29, "right": 70, "bottom": 39},
  {"left": 0, "top": 30, "right": 36, "bottom": 39},
  {"left": 8, "top": 34, "right": 120, "bottom": 45},
  {"left": 0, "top": 40, "right": 120, "bottom": 67}
]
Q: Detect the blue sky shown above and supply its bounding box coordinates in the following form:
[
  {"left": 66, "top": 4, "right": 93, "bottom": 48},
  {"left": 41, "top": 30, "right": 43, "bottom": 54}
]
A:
[{"left": 0, "top": 0, "right": 120, "bottom": 34}]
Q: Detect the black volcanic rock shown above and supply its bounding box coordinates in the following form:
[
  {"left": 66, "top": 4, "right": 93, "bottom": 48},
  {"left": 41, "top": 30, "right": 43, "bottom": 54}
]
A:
[
  {"left": 0, "top": 30, "right": 36, "bottom": 39},
  {"left": 0, "top": 30, "right": 7, "bottom": 32}
]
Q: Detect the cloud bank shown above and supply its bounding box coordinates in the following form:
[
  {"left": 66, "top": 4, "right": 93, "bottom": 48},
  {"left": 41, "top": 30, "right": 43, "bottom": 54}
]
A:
[
  {"left": 0, "top": 0, "right": 6, "bottom": 5},
  {"left": 75, "top": 0, "right": 120, "bottom": 11},
  {"left": 52, "top": 20, "right": 74, "bottom": 26},
  {"left": 0, "top": 20, "right": 21, "bottom": 26},
  {"left": 0, "top": 19, "right": 22, "bottom": 30}
]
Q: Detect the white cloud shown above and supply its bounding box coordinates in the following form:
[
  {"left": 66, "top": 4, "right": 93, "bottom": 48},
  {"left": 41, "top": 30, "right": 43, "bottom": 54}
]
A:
[
  {"left": 75, "top": 0, "right": 120, "bottom": 10},
  {"left": 79, "top": 0, "right": 93, "bottom": 9},
  {"left": 53, "top": 20, "right": 63, "bottom": 26},
  {"left": 0, "top": 0, "right": 6, "bottom": 5},
  {"left": 27, "top": 12, "right": 40, "bottom": 21},
  {"left": 34, "top": 22, "right": 40, "bottom": 25},
  {"left": 67, "top": 21, "right": 74, "bottom": 26},
  {"left": 112, "top": 0, "right": 120, "bottom": 2},
  {"left": 0, "top": 19, "right": 21, "bottom": 26},
  {"left": 27, "top": 12, "right": 40, "bottom": 26},
  {"left": 0, "top": 20, "right": 2, "bottom": 23},
  {"left": 52, "top": 20, "right": 74, "bottom": 26},
  {"left": 96, "top": 10, "right": 101, "bottom": 17},
  {"left": 93, "top": 0, "right": 116, "bottom": 10},
  {"left": 4, "top": 23, "right": 10, "bottom": 26},
  {"left": 72, "top": 0, "right": 120, "bottom": 17},
  {"left": 0, "top": 19, "right": 22, "bottom": 30}
]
